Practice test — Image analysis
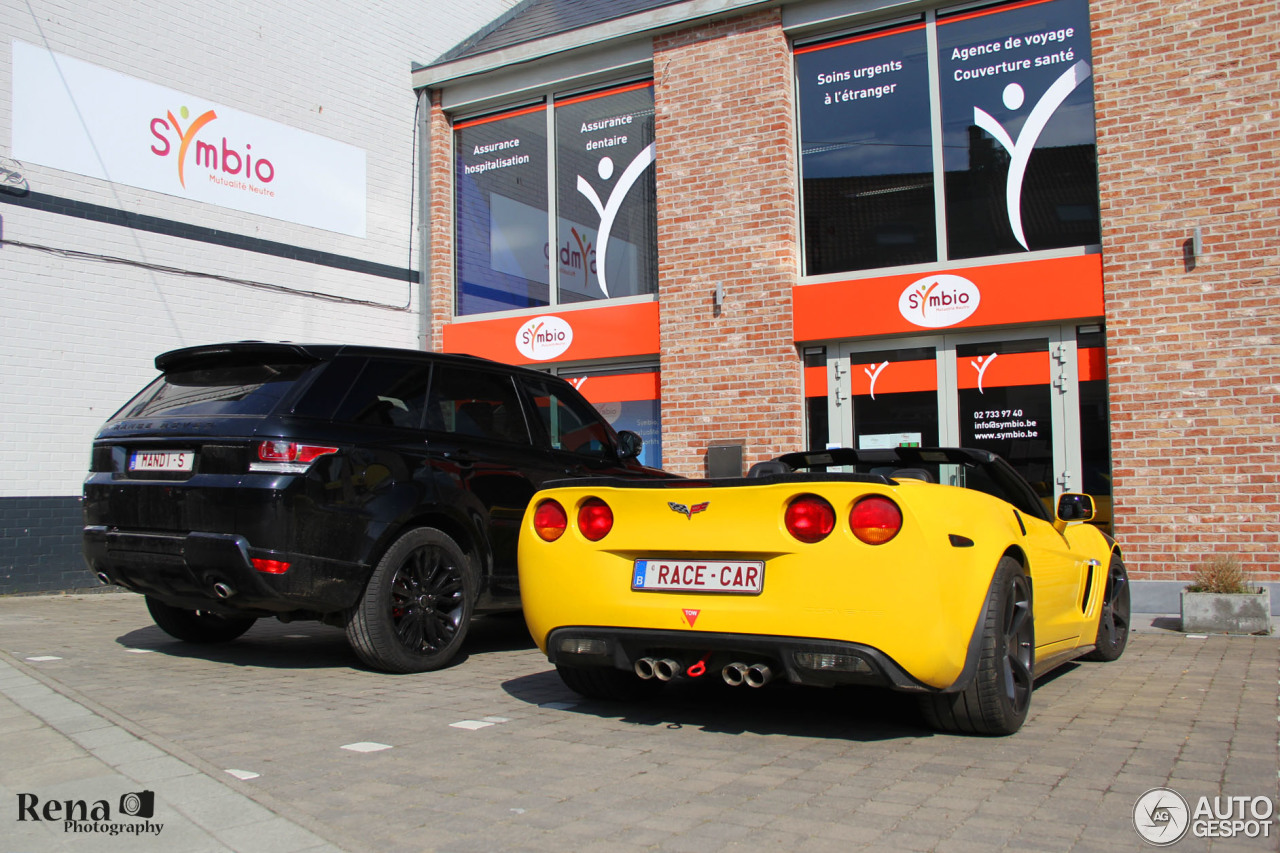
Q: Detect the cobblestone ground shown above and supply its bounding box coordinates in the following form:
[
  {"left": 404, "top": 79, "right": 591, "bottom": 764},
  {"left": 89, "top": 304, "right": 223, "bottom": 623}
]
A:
[{"left": 0, "top": 593, "right": 1275, "bottom": 852}]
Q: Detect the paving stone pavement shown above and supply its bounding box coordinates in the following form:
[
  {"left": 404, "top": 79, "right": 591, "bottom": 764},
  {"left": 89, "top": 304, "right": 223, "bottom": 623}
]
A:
[{"left": 0, "top": 592, "right": 1275, "bottom": 853}]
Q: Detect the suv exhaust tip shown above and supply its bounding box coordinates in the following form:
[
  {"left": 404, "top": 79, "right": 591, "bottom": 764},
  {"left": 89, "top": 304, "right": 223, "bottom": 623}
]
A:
[{"left": 212, "top": 582, "right": 236, "bottom": 600}]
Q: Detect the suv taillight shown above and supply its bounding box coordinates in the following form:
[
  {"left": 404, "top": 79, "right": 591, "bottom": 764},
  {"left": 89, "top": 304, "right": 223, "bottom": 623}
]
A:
[{"left": 257, "top": 441, "right": 338, "bottom": 464}]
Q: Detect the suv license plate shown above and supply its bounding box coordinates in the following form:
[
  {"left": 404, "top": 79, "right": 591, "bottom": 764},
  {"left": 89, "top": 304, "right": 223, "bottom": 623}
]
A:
[
  {"left": 632, "top": 559, "right": 764, "bottom": 594},
  {"left": 129, "top": 451, "right": 194, "bottom": 472}
]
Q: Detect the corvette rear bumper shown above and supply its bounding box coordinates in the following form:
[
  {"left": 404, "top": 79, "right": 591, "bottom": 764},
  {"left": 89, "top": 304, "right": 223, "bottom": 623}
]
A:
[{"left": 546, "top": 626, "right": 978, "bottom": 693}]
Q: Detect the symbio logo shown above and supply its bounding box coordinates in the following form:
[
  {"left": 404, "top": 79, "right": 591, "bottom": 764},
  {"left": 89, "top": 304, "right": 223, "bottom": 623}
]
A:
[
  {"left": 515, "top": 315, "right": 574, "bottom": 361},
  {"left": 150, "top": 106, "right": 276, "bottom": 194},
  {"left": 898, "top": 274, "right": 981, "bottom": 328}
]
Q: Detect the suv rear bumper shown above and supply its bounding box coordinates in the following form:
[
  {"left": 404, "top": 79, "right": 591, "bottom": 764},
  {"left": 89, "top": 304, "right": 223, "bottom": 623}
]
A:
[{"left": 83, "top": 526, "right": 364, "bottom": 616}]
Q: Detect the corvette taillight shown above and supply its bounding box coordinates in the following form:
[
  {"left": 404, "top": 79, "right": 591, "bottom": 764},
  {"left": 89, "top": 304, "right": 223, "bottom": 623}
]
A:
[
  {"left": 257, "top": 441, "right": 339, "bottom": 464},
  {"left": 577, "top": 497, "right": 614, "bottom": 542},
  {"left": 850, "top": 496, "right": 902, "bottom": 545},
  {"left": 784, "top": 495, "right": 835, "bottom": 543},
  {"left": 533, "top": 500, "right": 568, "bottom": 542}
]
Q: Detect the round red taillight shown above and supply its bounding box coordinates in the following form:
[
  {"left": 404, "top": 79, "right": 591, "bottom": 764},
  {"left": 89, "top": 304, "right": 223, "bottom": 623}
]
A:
[
  {"left": 784, "top": 495, "right": 836, "bottom": 543},
  {"left": 850, "top": 496, "right": 902, "bottom": 545},
  {"left": 577, "top": 497, "right": 614, "bottom": 542},
  {"left": 533, "top": 500, "right": 568, "bottom": 542}
]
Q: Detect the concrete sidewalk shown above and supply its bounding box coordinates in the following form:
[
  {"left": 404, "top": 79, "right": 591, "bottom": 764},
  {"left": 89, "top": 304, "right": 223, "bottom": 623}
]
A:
[{"left": 0, "top": 593, "right": 1275, "bottom": 853}]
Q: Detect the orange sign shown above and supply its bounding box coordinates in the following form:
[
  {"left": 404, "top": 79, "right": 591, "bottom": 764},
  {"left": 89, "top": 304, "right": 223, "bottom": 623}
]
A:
[
  {"left": 443, "top": 301, "right": 659, "bottom": 365},
  {"left": 794, "top": 254, "right": 1103, "bottom": 342}
]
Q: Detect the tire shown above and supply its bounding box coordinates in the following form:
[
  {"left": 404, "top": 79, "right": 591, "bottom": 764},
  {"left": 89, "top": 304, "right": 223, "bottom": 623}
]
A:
[
  {"left": 145, "top": 596, "right": 256, "bottom": 643},
  {"left": 921, "top": 557, "right": 1035, "bottom": 735},
  {"left": 556, "top": 664, "right": 662, "bottom": 702},
  {"left": 1082, "top": 554, "right": 1130, "bottom": 662},
  {"left": 346, "top": 527, "right": 475, "bottom": 674}
]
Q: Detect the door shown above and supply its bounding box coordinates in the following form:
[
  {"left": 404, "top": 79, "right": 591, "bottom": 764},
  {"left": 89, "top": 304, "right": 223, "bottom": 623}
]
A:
[{"left": 828, "top": 324, "right": 1105, "bottom": 499}]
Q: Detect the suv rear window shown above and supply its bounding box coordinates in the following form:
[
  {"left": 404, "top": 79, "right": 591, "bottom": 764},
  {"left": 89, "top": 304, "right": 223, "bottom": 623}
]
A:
[{"left": 117, "top": 362, "right": 316, "bottom": 419}]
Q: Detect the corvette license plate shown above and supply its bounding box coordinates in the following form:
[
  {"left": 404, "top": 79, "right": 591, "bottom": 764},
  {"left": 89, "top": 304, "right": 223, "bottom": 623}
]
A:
[
  {"left": 128, "top": 450, "right": 194, "bottom": 472},
  {"left": 631, "top": 559, "right": 764, "bottom": 594}
]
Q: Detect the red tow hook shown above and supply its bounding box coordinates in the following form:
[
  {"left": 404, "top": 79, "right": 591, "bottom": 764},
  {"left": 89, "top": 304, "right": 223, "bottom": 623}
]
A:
[{"left": 685, "top": 655, "right": 710, "bottom": 678}]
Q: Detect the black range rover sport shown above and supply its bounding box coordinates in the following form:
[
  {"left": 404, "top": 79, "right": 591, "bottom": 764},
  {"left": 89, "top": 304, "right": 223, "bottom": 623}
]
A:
[{"left": 83, "top": 342, "right": 670, "bottom": 672}]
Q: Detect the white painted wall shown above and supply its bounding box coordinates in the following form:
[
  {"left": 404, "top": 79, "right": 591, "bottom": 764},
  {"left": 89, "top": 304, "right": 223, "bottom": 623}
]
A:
[{"left": 0, "top": 0, "right": 518, "bottom": 497}]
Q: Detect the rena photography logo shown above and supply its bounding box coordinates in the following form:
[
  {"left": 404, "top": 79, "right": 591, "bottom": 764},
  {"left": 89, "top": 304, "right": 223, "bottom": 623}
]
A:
[
  {"left": 1134, "top": 787, "right": 1275, "bottom": 846},
  {"left": 16, "top": 789, "right": 165, "bottom": 837}
]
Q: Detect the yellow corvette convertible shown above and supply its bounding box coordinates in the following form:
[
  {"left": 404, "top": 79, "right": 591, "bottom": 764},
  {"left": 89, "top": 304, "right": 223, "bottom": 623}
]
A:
[{"left": 518, "top": 447, "right": 1128, "bottom": 735}]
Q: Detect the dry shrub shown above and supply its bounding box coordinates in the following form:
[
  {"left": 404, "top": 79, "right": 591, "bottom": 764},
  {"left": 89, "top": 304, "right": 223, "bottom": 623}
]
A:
[{"left": 1186, "top": 555, "right": 1256, "bottom": 594}]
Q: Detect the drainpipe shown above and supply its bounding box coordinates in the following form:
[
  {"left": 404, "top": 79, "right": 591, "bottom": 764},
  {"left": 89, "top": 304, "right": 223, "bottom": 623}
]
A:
[{"left": 416, "top": 86, "right": 432, "bottom": 351}]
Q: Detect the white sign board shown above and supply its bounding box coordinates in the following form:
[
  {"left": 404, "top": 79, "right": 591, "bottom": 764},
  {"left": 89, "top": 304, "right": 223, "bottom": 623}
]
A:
[{"left": 12, "top": 41, "right": 366, "bottom": 237}]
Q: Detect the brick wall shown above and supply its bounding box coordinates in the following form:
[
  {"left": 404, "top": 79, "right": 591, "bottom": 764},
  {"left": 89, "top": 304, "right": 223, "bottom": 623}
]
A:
[
  {"left": 653, "top": 10, "right": 804, "bottom": 477},
  {"left": 1092, "top": 1, "right": 1280, "bottom": 582}
]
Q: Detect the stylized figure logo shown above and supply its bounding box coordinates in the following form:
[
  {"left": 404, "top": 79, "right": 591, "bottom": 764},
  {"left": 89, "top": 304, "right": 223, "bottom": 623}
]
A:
[
  {"left": 865, "top": 361, "right": 890, "bottom": 400},
  {"left": 164, "top": 106, "right": 218, "bottom": 188},
  {"left": 668, "top": 501, "right": 709, "bottom": 520},
  {"left": 576, "top": 143, "right": 656, "bottom": 297},
  {"left": 973, "top": 60, "right": 1092, "bottom": 249},
  {"left": 970, "top": 353, "right": 998, "bottom": 395}
]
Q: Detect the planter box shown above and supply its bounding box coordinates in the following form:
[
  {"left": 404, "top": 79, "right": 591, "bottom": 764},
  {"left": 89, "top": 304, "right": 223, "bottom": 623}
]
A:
[{"left": 1180, "top": 590, "right": 1272, "bottom": 634}]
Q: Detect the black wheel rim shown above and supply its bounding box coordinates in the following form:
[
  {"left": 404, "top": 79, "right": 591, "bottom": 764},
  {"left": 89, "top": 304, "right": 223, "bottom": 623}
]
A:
[
  {"left": 389, "top": 545, "right": 465, "bottom": 655},
  {"left": 1001, "top": 574, "right": 1034, "bottom": 715},
  {"left": 1099, "top": 562, "right": 1130, "bottom": 649}
]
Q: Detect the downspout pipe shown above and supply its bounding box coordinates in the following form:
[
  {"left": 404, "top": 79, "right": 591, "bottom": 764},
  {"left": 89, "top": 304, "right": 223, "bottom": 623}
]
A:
[{"left": 416, "top": 86, "right": 432, "bottom": 351}]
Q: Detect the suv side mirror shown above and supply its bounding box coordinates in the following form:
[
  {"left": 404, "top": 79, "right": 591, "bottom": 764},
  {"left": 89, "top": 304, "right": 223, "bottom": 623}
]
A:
[
  {"left": 616, "top": 430, "right": 643, "bottom": 461},
  {"left": 1054, "top": 493, "right": 1095, "bottom": 532}
]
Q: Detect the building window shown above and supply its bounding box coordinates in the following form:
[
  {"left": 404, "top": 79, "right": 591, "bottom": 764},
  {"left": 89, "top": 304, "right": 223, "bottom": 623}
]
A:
[
  {"left": 554, "top": 82, "right": 658, "bottom": 305},
  {"left": 454, "top": 81, "right": 657, "bottom": 317},
  {"left": 454, "top": 103, "right": 549, "bottom": 316},
  {"left": 556, "top": 365, "right": 662, "bottom": 469},
  {"left": 937, "top": 0, "right": 1099, "bottom": 259},
  {"left": 796, "top": 22, "right": 936, "bottom": 274},
  {"left": 796, "top": 0, "right": 1099, "bottom": 276}
]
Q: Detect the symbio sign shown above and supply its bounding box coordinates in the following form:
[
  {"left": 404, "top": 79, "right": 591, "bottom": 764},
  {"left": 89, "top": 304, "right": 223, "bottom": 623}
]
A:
[
  {"left": 898, "top": 274, "right": 981, "bottom": 328},
  {"left": 12, "top": 42, "right": 366, "bottom": 237},
  {"left": 515, "top": 315, "right": 574, "bottom": 361}
]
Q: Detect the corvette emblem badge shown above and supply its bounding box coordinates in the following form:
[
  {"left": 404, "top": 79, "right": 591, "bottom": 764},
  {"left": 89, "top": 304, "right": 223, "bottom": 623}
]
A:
[{"left": 669, "top": 501, "right": 709, "bottom": 519}]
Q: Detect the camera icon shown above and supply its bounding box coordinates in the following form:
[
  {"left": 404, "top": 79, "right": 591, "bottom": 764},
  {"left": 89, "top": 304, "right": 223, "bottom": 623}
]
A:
[{"left": 119, "top": 790, "right": 155, "bottom": 819}]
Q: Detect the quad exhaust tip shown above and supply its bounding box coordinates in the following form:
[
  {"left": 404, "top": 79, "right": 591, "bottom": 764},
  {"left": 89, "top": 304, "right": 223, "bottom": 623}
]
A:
[
  {"left": 634, "top": 657, "right": 683, "bottom": 681},
  {"left": 722, "top": 662, "right": 773, "bottom": 688}
]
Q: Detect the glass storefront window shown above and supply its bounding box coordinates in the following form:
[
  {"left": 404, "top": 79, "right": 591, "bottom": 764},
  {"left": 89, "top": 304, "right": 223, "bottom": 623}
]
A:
[
  {"left": 795, "top": 0, "right": 1101, "bottom": 276},
  {"left": 796, "top": 23, "right": 936, "bottom": 274},
  {"left": 454, "top": 82, "right": 656, "bottom": 317},
  {"left": 558, "top": 367, "right": 662, "bottom": 469},
  {"left": 554, "top": 83, "right": 657, "bottom": 304},
  {"left": 454, "top": 104, "right": 549, "bottom": 316},
  {"left": 938, "top": 0, "right": 1099, "bottom": 259}
]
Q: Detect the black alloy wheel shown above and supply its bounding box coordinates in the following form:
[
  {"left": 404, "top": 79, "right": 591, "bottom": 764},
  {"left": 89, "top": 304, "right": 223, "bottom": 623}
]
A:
[
  {"left": 346, "top": 528, "right": 475, "bottom": 673},
  {"left": 1083, "top": 554, "right": 1130, "bottom": 662},
  {"left": 921, "top": 556, "right": 1035, "bottom": 735}
]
